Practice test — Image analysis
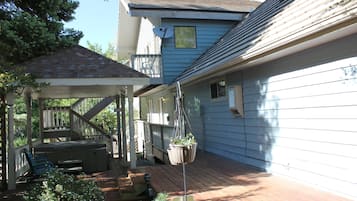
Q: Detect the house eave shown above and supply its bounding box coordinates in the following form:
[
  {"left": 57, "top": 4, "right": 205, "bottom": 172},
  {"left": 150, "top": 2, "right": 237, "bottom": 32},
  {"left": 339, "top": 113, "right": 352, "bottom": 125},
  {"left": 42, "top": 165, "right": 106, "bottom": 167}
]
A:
[
  {"left": 36, "top": 77, "right": 150, "bottom": 86},
  {"left": 128, "top": 9, "right": 246, "bottom": 21},
  {"left": 118, "top": 1, "right": 141, "bottom": 59}
]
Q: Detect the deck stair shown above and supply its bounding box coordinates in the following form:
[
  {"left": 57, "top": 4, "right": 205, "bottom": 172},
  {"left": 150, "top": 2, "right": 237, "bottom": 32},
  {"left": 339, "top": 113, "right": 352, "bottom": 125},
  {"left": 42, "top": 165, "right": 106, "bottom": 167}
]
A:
[
  {"left": 83, "top": 96, "right": 115, "bottom": 120},
  {"left": 41, "top": 97, "right": 115, "bottom": 155},
  {"left": 116, "top": 170, "right": 152, "bottom": 201},
  {"left": 72, "top": 96, "right": 115, "bottom": 120}
]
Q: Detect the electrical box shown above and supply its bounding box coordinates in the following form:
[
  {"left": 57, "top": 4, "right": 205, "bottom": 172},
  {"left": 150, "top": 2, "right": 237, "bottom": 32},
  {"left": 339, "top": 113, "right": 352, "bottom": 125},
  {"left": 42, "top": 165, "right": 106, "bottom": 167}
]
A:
[{"left": 228, "top": 85, "right": 244, "bottom": 117}]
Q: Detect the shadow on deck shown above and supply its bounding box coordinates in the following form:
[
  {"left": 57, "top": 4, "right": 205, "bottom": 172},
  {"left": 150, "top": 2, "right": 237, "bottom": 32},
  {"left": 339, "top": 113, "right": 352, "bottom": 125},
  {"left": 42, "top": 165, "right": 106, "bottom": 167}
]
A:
[
  {"left": 1, "top": 152, "right": 351, "bottom": 201},
  {"left": 139, "top": 151, "right": 351, "bottom": 201}
]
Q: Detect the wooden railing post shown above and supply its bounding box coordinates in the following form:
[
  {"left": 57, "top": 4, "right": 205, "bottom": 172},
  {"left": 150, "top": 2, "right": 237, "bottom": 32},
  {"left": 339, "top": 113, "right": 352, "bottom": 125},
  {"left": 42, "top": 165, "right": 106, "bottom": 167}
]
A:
[
  {"left": 39, "top": 99, "right": 44, "bottom": 143},
  {"left": 160, "top": 125, "right": 165, "bottom": 161},
  {"left": 69, "top": 108, "right": 73, "bottom": 137}
]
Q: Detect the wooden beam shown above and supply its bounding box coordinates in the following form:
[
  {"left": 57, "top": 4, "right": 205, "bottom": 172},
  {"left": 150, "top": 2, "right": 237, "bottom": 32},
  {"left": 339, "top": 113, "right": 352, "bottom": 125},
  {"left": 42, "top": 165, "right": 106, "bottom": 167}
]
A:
[
  {"left": 6, "top": 93, "right": 15, "bottom": 190},
  {"left": 39, "top": 99, "right": 44, "bottom": 143},
  {"left": 25, "top": 92, "right": 33, "bottom": 150},
  {"left": 121, "top": 93, "right": 127, "bottom": 162},
  {"left": 128, "top": 86, "right": 136, "bottom": 168},
  {"left": 116, "top": 95, "right": 122, "bottom": 159},
  {"left": 1, "top": 94, "right": 7, "bottom": 190}
]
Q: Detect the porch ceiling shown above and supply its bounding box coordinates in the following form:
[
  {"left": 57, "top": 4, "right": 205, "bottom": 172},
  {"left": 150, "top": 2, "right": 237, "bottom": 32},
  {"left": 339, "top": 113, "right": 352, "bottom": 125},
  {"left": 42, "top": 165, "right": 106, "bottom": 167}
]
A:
[{"left": 23, "top": 45, "right": 150, "bottom": 98}]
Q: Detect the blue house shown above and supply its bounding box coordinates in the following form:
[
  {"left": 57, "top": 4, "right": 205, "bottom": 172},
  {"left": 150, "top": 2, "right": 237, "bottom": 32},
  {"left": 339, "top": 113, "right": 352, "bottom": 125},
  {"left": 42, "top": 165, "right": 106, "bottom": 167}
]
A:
[{"left": 118, "top": 0, "right": 357, "bottom": 200}]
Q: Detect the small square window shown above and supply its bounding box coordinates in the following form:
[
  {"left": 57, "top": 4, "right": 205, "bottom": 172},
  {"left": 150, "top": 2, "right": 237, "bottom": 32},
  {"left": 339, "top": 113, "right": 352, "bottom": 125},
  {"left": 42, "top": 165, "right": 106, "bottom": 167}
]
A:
[
  {"left": 174, "top": 26, "right": 196, "bottom": 48},
  {"left": 210, "top": 80, "right": 226, "bottom": 99}
]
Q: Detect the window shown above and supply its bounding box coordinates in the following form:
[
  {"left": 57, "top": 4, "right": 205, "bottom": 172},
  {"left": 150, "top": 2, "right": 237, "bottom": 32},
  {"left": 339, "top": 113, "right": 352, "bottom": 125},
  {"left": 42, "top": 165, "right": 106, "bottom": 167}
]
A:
[
  {"left": 210, "top": 80, "right": 226, "bottom": 99},
  {"left": 174, "top": 26, "right": 196, "bottom": 48}
]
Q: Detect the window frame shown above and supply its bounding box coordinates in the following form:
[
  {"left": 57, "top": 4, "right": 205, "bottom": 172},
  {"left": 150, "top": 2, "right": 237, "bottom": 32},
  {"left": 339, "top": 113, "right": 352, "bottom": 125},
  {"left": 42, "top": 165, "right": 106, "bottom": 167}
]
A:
[
  {"left": 174, "top": 26, "right": 197, "bottom": 49},
  {"left": 210, "top": 79, "right": 227, "bottom": 100}
]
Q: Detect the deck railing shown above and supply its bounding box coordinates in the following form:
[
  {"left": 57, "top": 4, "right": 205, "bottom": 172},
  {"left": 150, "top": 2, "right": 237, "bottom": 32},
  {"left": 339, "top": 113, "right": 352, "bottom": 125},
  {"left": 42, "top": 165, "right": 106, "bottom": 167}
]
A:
[
  {"left": 43, "top": 107, "right": 70, "bottom": 131},
  {"left": 14, "top": 140, "right": 41, "bottom": 177},
  {"left": 135, "top": 120, "right": 174, "bottom": 162},
  {"left": 131, "top": 54, "right": 162, "bottom": 79}
]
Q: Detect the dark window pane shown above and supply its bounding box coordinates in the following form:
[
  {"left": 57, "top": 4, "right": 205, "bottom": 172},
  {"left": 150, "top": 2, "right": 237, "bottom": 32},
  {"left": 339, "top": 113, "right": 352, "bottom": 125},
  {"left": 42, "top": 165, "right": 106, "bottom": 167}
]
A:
[{"left": 210, "top": 83, "right": 217, "bottom": 98}]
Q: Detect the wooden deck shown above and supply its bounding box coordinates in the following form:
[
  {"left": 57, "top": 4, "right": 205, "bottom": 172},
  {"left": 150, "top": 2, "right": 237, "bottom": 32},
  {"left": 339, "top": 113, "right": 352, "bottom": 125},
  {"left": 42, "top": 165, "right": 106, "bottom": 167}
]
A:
[{"left": 140, "top": 151, "right": 351, "bottom": 201}]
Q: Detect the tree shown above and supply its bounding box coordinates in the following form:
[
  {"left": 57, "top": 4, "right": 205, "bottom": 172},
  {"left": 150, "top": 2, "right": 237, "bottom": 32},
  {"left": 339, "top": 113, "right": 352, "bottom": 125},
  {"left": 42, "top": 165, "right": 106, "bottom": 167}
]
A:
[
  {"left": 0, "top": 0, "right": 83, "bottom": 64},
  {"left": 86, "top": 41, "right": 117, "bottom": 60},
  {"left": 0, "top": 0, "right": 83, "bottom": 145},
  {"left": 0, "top": 0, "right": 83, "bottom": 96}
]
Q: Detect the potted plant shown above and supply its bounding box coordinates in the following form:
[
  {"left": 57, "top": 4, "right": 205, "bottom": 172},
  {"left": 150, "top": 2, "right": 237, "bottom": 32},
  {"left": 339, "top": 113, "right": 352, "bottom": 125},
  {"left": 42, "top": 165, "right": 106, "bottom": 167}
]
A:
[{"left": 167, "top": 133, "right": 197, "bottom": 165}]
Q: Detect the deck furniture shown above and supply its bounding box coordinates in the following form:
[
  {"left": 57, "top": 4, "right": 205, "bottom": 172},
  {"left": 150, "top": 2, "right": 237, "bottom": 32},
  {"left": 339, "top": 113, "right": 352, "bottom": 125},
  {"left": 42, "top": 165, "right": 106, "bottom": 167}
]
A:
[{"left": 23, "top": 149, "right": 55, "bottom": 177}]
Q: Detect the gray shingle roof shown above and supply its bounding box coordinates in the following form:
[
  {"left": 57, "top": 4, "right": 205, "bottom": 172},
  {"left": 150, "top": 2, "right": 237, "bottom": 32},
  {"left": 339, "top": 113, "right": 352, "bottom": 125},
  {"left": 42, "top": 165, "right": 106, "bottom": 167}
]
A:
[
  {"left": 24, "top": 45, "right": 148, "bottom": 79},
  {"left": 125, "top": 0, "right": 262, "bottom": 13},
  {"left": 176, "top": 0, "right": 357, "bottom": 82}
]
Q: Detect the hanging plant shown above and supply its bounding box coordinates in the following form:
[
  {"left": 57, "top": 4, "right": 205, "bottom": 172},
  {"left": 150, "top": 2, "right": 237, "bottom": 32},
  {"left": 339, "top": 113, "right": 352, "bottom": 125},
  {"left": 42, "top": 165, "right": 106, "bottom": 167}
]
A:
[
  {"left": 168, "top": 133, "right": 197, "bottom": 165},
  {"left": 167, "top": 81, "right": 197, "bottom": 166}
]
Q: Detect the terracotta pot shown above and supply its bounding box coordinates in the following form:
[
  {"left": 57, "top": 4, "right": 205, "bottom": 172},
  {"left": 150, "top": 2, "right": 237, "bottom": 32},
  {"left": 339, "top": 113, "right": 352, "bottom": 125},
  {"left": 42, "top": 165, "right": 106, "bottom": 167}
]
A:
[{"left": 167, "top": 143, "right": 197, "bottom": 165}]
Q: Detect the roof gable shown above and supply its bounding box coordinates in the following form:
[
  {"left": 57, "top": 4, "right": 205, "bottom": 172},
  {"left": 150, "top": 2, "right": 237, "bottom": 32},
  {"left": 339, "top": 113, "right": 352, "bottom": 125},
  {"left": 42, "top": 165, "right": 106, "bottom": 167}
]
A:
[{"left": 23, "top": 45, "right": 148, "bottom": 79}]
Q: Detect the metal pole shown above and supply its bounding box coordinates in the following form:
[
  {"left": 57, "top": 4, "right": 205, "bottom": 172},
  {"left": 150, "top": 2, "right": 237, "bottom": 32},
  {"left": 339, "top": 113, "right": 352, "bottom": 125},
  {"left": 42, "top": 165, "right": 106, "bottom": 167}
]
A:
[{"left": 183, "top": 162, "right": 187, "bottom": 201}]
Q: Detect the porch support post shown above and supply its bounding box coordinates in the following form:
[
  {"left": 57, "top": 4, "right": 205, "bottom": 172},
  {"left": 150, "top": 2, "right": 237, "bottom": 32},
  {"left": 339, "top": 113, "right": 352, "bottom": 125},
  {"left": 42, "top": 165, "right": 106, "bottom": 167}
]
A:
[
  {"left": 6, "top": 93, "right": 16, "bottom": 190},
  {"left": 116, "top": 95, "right": 122, "bottom": 159},
  {"left": 25, "top": 92, "right": 32, "bottom": 150},
  {"left": 128, "top": 86, "right": 136, "bottom": 169},
  {"left": 121, "top": 93, "right": 127, "bottom": 162},
  {"left": 39, "top": 98, "right": 44, "bottom": 143}
]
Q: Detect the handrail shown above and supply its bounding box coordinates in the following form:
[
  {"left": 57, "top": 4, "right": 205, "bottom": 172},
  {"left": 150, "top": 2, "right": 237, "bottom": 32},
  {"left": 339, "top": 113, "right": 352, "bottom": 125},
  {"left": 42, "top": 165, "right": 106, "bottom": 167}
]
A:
[
  {"left": 70, "top": 109, "right": 109, "bottom": 138},
  {"left": 71, "top": 97, "right": 103, "bottom": 116},
  {"left": 71, "top": 109, "right": 114, "bottom": 155}
]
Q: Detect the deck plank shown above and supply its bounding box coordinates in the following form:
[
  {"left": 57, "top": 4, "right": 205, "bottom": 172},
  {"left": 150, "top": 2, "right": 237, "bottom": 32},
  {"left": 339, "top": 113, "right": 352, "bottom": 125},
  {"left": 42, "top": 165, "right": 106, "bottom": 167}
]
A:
[{"left": 142, "top": 151, "right": 351, "bottom": 201}]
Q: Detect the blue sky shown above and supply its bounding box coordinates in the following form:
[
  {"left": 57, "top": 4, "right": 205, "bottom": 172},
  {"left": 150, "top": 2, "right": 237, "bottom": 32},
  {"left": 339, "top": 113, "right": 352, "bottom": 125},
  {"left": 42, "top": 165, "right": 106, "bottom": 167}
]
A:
[{"left": 65, "top": 0, "right": 119, "bottom": 50}]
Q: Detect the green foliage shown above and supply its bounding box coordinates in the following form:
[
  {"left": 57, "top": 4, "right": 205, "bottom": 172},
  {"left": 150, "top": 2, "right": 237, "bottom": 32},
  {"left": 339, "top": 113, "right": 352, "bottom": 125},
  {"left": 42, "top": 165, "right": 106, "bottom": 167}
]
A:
[
  {"left": 154, "top": 192, "right": 169, "bottom": 201},
  {"left": 0, "top": 0, "right": 82, "bottom": 122},
  {"left": 0, "top": 0, "right": 83, "bottom": 64},
  {"left": 24, "top": 169, "right": 104, "bottom": 201},
  {"left": 86, "top": 41, "right": 117, "bottom": 60},
  {"left": 170, "top": 133, "right": 196, "bottom": 146},
  {"left": 93, "top": 102, "right": 117, "bottom": 133}
]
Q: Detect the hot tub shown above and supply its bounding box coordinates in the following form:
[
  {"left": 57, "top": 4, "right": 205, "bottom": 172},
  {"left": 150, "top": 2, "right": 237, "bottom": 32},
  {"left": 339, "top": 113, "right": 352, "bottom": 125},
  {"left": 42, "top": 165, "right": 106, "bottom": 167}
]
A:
[{"left": 34, "top": 140, "right": 108, "bottom": 173}]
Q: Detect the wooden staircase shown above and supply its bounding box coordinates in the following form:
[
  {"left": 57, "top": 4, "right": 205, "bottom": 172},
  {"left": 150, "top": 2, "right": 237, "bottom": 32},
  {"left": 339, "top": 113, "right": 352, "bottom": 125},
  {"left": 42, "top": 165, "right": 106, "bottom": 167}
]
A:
[
  {"left": 83, "top": 97, "right": 116, "bottom": 120},
  {"left": 41, "top": 97, "right": 116, "bottom": 155}
]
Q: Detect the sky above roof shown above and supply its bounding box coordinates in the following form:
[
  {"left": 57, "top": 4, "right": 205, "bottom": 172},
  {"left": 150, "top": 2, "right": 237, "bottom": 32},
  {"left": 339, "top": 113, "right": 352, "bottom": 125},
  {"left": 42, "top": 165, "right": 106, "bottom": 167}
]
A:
[{"left": 65, "top": 0, "right": 119, "bottom": 50}]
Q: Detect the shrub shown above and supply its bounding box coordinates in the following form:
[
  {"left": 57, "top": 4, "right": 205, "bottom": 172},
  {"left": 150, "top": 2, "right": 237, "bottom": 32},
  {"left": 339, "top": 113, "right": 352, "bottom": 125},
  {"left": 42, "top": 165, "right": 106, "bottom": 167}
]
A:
[
  {"left": 23, "top": 169, "right": 104, "bottom": 201},
  {"left": 154, "top": 192, "right": 169, "bottom": 201}
]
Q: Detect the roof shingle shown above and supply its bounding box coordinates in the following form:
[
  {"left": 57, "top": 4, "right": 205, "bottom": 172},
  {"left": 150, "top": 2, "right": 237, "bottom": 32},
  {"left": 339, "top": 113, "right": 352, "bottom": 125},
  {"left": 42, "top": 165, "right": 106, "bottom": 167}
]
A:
[
  {"left": 177, "top": 0, "right": 357, "bottom": 82},
  {"left": 24, "top": 45, "right": 148, "bottom": 79}
]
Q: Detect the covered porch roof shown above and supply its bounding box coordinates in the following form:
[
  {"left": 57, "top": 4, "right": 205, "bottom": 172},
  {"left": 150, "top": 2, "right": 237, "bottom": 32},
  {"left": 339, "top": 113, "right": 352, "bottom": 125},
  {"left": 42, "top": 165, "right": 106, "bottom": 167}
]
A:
[{"left": 23, "top": 45, "right": 150, "bottom": 98}]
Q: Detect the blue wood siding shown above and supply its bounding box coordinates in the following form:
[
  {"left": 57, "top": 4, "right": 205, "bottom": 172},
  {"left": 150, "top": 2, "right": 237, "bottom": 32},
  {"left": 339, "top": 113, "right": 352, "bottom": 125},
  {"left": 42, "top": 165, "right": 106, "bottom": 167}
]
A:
[
  {"left": 161, "top": 19, "right": 235, "bottom": 84},
  {"left": 183, "top": 35, "right": 357, "bottom": 200}
]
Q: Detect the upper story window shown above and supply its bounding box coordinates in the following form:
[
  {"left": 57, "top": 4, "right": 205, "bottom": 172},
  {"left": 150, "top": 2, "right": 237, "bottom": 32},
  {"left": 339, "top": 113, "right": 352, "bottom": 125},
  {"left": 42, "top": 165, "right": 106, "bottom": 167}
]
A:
[
  {"left": 210, "top": 80, "right": 226, "bottom": 99},
  {"left": 174, "top": 26, "right": 196, "bottom": 48}
]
